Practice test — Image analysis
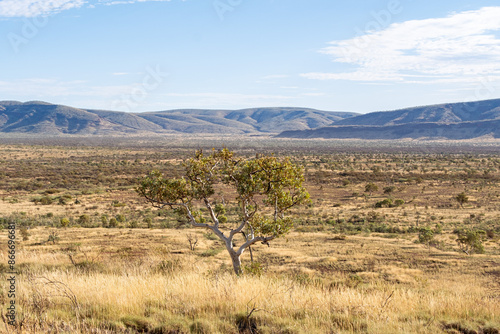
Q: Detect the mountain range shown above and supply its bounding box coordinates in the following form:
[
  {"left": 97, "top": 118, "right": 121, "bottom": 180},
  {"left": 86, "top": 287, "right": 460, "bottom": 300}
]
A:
[
  {"left": 1, "top": 99, "right": 500, "bottom": 140},
  {"left": 278, "top": 99, "right": 500, "bottom": 140},
  {"left": 0, "top": 101, "right": 358, "bottom": 136}
]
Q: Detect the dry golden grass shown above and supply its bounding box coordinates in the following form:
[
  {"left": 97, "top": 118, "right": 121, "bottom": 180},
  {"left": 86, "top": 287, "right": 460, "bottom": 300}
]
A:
[{"left": 1, "top": 228, "right": 499, "bottom": 333}]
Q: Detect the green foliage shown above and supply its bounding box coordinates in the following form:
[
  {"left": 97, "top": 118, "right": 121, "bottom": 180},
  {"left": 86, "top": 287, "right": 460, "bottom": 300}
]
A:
[
  {"left": 137, "top": 149, "right": 309, "bottom": 241},
  {"left": 375, "top": 198, "right": 393, "bottom": 208},
  {"left": 144, "top": 217, "right": 153, "bottom": 228},
  {"left": 394, "top": 199, "right": 405, "bottom": 207},
  {"left": 418, "top": 227, "right": 434, "bottom": 248},
  {"left": 455, "top": 192, "right": 469, "bottom": 208},
  {"left": 364, "top": 183, "right": 378, "bottom": 194},
  {"left": 455, "top": 229, "right": 486, "bottom": 255},
  {"left": 243, "top": 262, "right": 264, "bottom": 277},
  {"left": 383, "top": 186, "right": 395, "bottom": 194},
  {"left": 47, "top": 231, "right": 60, "bottom": 244},
  {"left": 109, "top": 218, "right": 118, "bottom": 228},
  {"left": 78, "top": 214, "right": 90, "bottom": 225},
  {"left": 375, "top": 198, "right": 404, "bottom": 208},
  {"left": 101, "top": 215, "right": 109, "bottom": 228},
  {"left": 40, "top": 196, "right": 53, "bottom": 205},
  {"left": 60, "top": 217, "right": 70, "bottom": 228}
]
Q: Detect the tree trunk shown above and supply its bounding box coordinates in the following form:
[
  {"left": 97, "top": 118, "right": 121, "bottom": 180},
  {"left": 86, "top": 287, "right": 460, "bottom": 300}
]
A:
[{"left": 228, "top": 249, "right": 242, "bottom": 275}]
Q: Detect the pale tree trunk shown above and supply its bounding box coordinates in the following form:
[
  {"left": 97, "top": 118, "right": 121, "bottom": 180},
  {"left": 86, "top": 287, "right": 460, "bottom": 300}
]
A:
[{"left": 228, "top": 248, "right": 242, "bottom": 275}]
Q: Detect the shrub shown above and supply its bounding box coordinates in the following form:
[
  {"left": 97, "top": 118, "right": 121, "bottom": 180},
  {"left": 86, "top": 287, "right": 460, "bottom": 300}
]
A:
[
  {"left": 455, "top": 229, "right": 486, "bottom": 255},
  {"left": 20, "top": 227, "right": 30, "bottom": 241},
  {"left": 394, "top": 199, "right": 405, "bottom": 207},
  {"left": 78, "top": 214, "right": 91, "bottom": 225},
  {"left": 116, "top": 214, "right": 126, "bottom": 223},
  {"left": 109, "top": 218, "right": 118, "bottom": 228},
  {"left": 375, "top": 198, "right": 392, "bottom": 208},
  {"left": 40, "top": 196, "right": 53, "bottom": 205},
  {"left": 243, "top": 262, "right": 264, "bottom": 277},
  {"left": 60, "top": 218, "right": 70, "bottom": 228},
  {"left": 418, "top": 227, "right": 434, "bottom": 249},
  {"left": 101, "top": 215, "right": 109, "bottom": 228}
]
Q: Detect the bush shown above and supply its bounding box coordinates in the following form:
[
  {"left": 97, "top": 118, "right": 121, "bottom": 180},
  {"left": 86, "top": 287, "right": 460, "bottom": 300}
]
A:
[
  {"left": 455, "top": 229, "right": 486, "bottom": 255},
  {"left": 101, "top": 215, "right": 109, "bottom": 228},
  {"left": 109, "top": 218, "right": 118, "bottom": 228},
  {"left": 375, "top": 198, "right": 393, "bottom": 208},
  {"left": 244, "top": 262, "right": 264, "bottom": 277},
  {"left": 394, "top": 199, "right": 405, "bottom": 207},
  {"left": 40, "top": 196, "right": 53, "bottom": 205},
  {"left": 60, "top": 218, "right": 70, "bottom": 228},
  {"left": 375, "top": 198, "right": 404, "bottom": 208},
  {"left": 78, "top": 214, "right": 91, "bottom": 225},
  {"left": 418, "top": 227, "right": 434, "bottom": 249}
]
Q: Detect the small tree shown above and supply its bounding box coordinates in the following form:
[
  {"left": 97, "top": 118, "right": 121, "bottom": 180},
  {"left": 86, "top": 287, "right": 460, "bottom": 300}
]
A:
[
  {"left": 137, "top": 149, "right": 310, "bottom": 275},
  {"left": 455, "top": 229, "right": 485, "bottom": 255},
  {"left": 455, "top": 192, "right": 469, "bottom": 208},
  {"left": 364, "top": 183, "right": 378, "bottom": 196},
  {"left": 418, "top": 227, "right": 434, "bottom": 249}
]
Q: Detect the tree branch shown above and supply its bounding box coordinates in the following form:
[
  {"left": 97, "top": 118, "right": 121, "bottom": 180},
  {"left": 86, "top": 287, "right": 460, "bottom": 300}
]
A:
[
  {"left": 204, "top": 198, "right": 220, "bottom": 228},
  {"left": 237, "top": 235, "right": 275, "bottom": 256}
]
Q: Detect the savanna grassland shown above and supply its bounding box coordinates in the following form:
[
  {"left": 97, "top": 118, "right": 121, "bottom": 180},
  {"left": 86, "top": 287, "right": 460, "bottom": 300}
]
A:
[{"left": 0, "top": 137, "right": 499, "bottom": 334}]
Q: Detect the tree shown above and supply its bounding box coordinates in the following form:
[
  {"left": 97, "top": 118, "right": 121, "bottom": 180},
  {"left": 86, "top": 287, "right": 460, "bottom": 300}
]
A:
[
  {"left": 136, "top": 149, "right": 310, "bottom": 275},
  {"left": 418, "top": 227, "right": 434, "bottom": 249},
  {"left": 455, "top": 192, "right": 469, "bottom": 208},
  {"left": 455, "top": 229, "right": 485, "bottom": 255},
  {"left": 364, "top": 183, "right": 378, "bottom": 196}
]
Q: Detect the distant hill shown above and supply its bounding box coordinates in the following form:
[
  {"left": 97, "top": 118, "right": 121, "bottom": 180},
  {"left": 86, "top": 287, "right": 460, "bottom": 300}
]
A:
[
  {"left": 277, "top": 99, "right": 500, "bottom": 140},
  {"left": 3, "top": 99, "right": 500, "bottom": 140},
  {"left": 277, "top": 120, "right": 500, "bottom": 140},
  {"left": 334, "top": 99, "right": 500, "bottom": 126},
  {"left": 0, "top": 101, "right": 359, "bottom": 135}
]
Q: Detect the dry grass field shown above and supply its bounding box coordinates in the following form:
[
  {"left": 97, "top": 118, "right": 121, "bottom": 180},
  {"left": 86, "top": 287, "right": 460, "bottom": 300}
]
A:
[{"left": 0, "top": 139, "right": 499, "bottom": 333}]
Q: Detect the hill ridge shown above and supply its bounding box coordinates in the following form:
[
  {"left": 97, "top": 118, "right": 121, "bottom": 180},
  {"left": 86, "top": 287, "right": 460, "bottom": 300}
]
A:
[{"left": 0, "top": 101, "right": 358, "bottom": 135}]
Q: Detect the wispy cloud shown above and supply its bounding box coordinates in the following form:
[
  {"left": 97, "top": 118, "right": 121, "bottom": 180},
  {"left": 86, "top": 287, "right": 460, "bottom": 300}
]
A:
[
  {"left": 98, "top": 0, "right": 173, "bottom": 5},
  {"left": 0, "top": 78, "right": 134, "bottom": 98},
  {"left": 0, "top": 0, "right": 86, "bottom": 17},
  {"left": 302, "top": 7, "right": 500, "bottom": 84},
  {"left": 0, "top": 0, "right": 176, "bottom": 17}
]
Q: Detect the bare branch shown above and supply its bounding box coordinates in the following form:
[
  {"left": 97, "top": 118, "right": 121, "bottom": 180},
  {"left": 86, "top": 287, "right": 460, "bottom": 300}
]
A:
[{"left": 204, "top": 198, "right": 220, "bottom": 228}]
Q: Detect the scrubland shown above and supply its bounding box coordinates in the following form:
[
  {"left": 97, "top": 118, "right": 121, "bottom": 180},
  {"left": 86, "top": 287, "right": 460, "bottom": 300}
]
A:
[{"left": 0, "top": 139, "right": 499, "bottom": 333}]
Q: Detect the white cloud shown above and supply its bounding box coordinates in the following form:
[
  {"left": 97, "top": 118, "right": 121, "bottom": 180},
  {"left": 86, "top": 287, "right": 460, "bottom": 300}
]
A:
[
  {"left": 0, "top": 0, "right": 86, "bottom": 17},
  {"left": 0, "top": 0, "right": 176, "bottom": 17},
  {"left": 302, "top": 7, "right": 500, "bottom": 83},
  {"left": 0, "top": 78, "right": 135, "bottom": 98},
  {"left": 97, "top": 0, "right": 176, "bottom": 6}
]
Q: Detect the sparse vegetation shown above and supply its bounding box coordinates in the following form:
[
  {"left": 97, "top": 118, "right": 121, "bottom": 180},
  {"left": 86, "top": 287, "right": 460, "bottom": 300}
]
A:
[{"left": 0, "top": 140, "right": 499, "bottom": 333}]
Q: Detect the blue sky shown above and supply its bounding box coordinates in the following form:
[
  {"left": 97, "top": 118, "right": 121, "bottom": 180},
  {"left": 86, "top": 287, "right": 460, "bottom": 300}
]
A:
[{"left": 1, "top": 0, "right": 500, "bottom": 113}]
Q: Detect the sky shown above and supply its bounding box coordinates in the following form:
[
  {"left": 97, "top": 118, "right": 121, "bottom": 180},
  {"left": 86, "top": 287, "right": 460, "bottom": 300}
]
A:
[{"left": 1, "top": 0, "right": 500, "bottom": 113}]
